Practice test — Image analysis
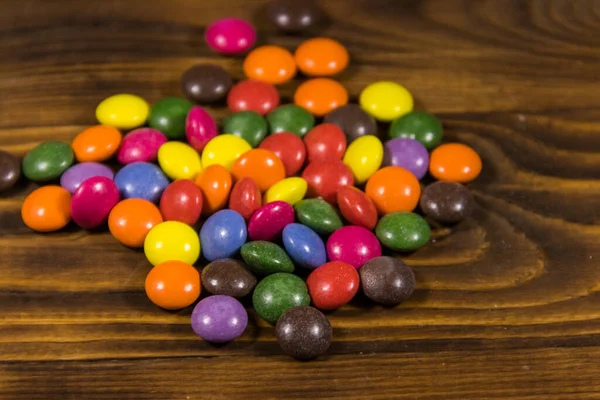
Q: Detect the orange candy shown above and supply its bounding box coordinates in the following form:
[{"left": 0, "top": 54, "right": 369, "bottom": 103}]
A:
[
  {"left": 231, "top": 149, "right": 285, "bottom": 192},
  {"left": 71, "top": 125, "right": 122, "bottom": 162},
  {"left": 243, "top": 45, "right": 297, "bottom": 85},
  {"left": 429, "top": 143, "right": 482, "bottom": 183},
  {"left": 21, "top": 186, "right": 72, "bottom": 232},
  {"left": 294, "top": 78, "right": 348, "bottom": 117},
  {"left": 195, "top": 164, "right": 232, "bottom": 216},
  {"left": 365, "top": 166, "right": 421, "bottom": 215},
  {"left": 145, "top": 260, "right": 200, "bottom": 310},
  {"left": 108, "top": 199, "right": 163, "bottom": 247},
  {"left": 294, "top": 38, "right": 349, "bottom": 76}
]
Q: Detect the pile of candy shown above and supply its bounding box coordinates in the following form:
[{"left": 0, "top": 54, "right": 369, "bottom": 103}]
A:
[{"left": 3, "top": 0, "right": 483, "bottom": 361}]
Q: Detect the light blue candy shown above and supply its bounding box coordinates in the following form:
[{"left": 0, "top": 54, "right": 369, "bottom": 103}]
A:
[
  {"left": 282, "top": 223, "right": 326, "bottom": 269},
  {"left": 200, "top": 209, "right": 248, "bottom": 261},
  {"left": 114, "top": 162, "right": 169, "bottom": 203}
]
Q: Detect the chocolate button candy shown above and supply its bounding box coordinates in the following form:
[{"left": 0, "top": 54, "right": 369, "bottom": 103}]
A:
[
  {"left": 267, "top": 104, "right": 315, "bottom": 137},
  {"left": 324, "top": 104, "right": 377, "bottom": 142},
  {"left": 252, "top": 273, "right": 310, "bottom": 324},
  {"left": 22, "top": 141, "right": 74, "bottom": 182},
  {"left": 148, "top": 97, "right": 193, "bottom": 140},
  {"left": 275, "top": 306, "right": 332, "bottom": 360},
  {"left": 375, "top": 212, "right": 430, "bottom": 252},
  {"left": 420, "top": 181, "right": 474, "bottom": 224},
  {"left": 0, "top": 150, "right": 20, "bottom": 192},
  {"left": 359, "top": 256, "right": 415, "bottom": 306},
  {"left": 241, "top": 241, "right": 295, "bottom": 276},
  {"left": 181, "top": 64, "right": 233, "bottom": 104},
  {"left": 294, "top": 198, "right": 343, "bottom": 235},
  {"left": 201, "top": 258, "right": 257, "bottom": 298},
  {"left": 266, "top": 0, "right": 322, "bottom": 33},
  {"left": 222, "top": 111, "right": 268, "bottom": 148},
  {"left": 389, "top": 111, "right": 443, "bottom": 149}
]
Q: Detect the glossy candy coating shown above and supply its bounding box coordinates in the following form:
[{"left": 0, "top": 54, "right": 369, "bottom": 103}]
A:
[
  {"left": 200, "top": 209, "right": 247, "bottom": 261},
  {"left": 145, "top": 260, "right": 200, "bottom": 310},
  {"left": 327, "top": 226, "right": 382, "bottom": 269},
  {"left": 181, "top": 65, "right": 233, "bottom": 104},
  {"left": 264, "top": 177, "right": 307, "bottom": 205},
  {"left": 108, "top": 198, "right": 163, "bottom": 247},
  {"left": 365, "top": 166, "right": 421, "bottom": 214},
  {"left": 429, "top": 143, "right": 482, "bottom": 183},
  {"left": 420, "top": 181, "right": 474, "bottom": 224},
  {"left": 0, "top": 150, "right": 20, "bottom": 192},
  {"left": 243, "top": 45, "right": 296, "bottom": 85},
  {"left": 294, "top": 78, "right": 348, "bottom": 117},
  {"left": 360, "top": 256, "right": 415, "bottom": 306},
  {"left": 22, "top": 141, "right": 74, "bottom": 182},
  {"left": 241, "top": 241, "right": 295, "bottom": 276},
  {"left": 324, "top": 104, "right": 377, "bottom": 143},
  {"left": 157, "top": 142, "right": 202, "bottom": 180},
  {"left": 258, "top": 132, "right": 306, "bottom": 176},
  {"left": 201, "top": 258, "right": 257, "bottom": 298},
  {"left": 148, "top": 97, "right": 193, "bottom": 140},
  {"left": 276, "top": 306, "right": 332, "bottom": 360},
  {"left": 231, "top": 149, "right": 285, "bottom": 192},
  {"left": 185, "top": 106, "right": 218, "bottom": 153},
  {"left": 144, "top": 221, "right": 201, "bottom": 266},
  {"left": 303, "top": 123, "right": 346, "bottom": 163},
  {"left": 118, "top": 128, "right": 167, "bottom": 165},
  {"left": 375, "top": 212, "right": 430, "bottom": 252},
  {"left": 228, "top": 177, "right": 261, "bottom": 221},
  {"left": 227, "top": 80, "right": 280, "bottom": 116},
  {"left": 359, "top": 81, "right": 413, "bottom": 122},
  {"left": 248, "top": 201, "right": 294, "bottom": 241},
  {"left": 294, "top": 198, "right": 343, "bottom": 235},
  {"left": 383, "top": 138, "right": 429, "bottom": 180},
  {"left": 302, "top": 159, "right": 354, "bottom": 204},
  {"left": 71, "top": 176, "right": 120, "bottom": 229},
  {"left": 21, "top": 186, "right": 71, "bottom": 232},
  {"left": 205, "top": 18, "right": 256, "bottom": 55},
  {"left": 222, "top": 111, "right": 268, "bottom": 148},
  {"left": 267, "top": 104, "right": 315, "bottom": 137},
  {"left": 336, "top": 186, "right": 378, "bottom": 230},
  {"left": 201, "top": 134, "right": 251, "bottom": 172},
  {"left": 159, "top": 179, "right": 203, "bottom": 226},
  {"left": 71, "top": 125, "right": 122, "bottom": 162},
  {"left": 95, "top": 94, "right": 149, "bottom": 129},
  {"left": 252, "top": 273, "right": 310, "bottom": 324},
  {"left": 342, "top": 135, "right": 383, "bottom": 185},
  {"left": 191, "top": 295, "right": 248, "bottom": 343},
  {"left": 194, "top": 164, "right": 232, "bottom": 216},
  {"left": 389, "top": 111, "right": 443, "bottom": 149},
  {"left": 307, "top": 261, "right": 359, "bottom": 310},
  {"left": 282, "top": 223, "right": 327, "bottom": 269},
  {"left": 114, "top": 162, "right": 169, "bottom": 203},
  {"left": 266, "top": 0, "right": 322, "bottom": 32},
  {"left": 294, "top": 38, "right": 349, "bottom": 76},
  {"left": 60, "top": 162, "right": 114, "bottom": 194}
]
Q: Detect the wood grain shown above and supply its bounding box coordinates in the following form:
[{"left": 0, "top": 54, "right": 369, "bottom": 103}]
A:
[{"left": 2, "top": 0, "right": 600, "bottom": 398}]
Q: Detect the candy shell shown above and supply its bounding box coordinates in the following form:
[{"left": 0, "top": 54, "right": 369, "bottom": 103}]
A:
[
  {"left": 266, "top": 0, "right": 322, "bottom": 33},
  {"left": 282, "top": 223, "right": 326, "bottom": 269},
  {"left": 114, "top": 162, "right": 170, "bottom": 203},
  {"left": 21, "top": 186, "right": 71, "bottom": 232},
  {"left": 252, "top": 273, "right": 310, "bottom": 324},
  {"left": 227, "top": 80, "right": 280, "bottom": 116},
  {"left": 336, "top": 186, "right": 378, "bottom": 230},
  {"left": 159, "top": 179, "right": 203, "bottom": 226},
  {"left": 117, "top": 128, "right": 167, "bottom": 165},
  {"left": 375, "top": 212, "right": 430, "bottom": 252},
  {"left": 241, "top": 241, "right": 295, "bottom": 276},
  {"left": 228, "top": 177, "right": 261, "bottom": 221},
  {"left": 222, "top": 111, "right": 268, "bottom": 148},
  {"left": 71, "top": 125, "right": 122, "bottom": 162},
  {"left": 199, "top": 209, "right": 247, "bottom": 261},
  {"left": 108, "top": 198, "right": 163, "bottom": 247},
  {"left": 303, "top": 123, "right": 346, "bottom": 163},
  {"left": 22, "top": 141, "right": 74, "bottom": 182},
  {"left": 342, "top": 135, "right": 383, "bottom": 185},
  {"left": 145, "top": 260, "right": 200, "bottom": 310},
  {"left": 96, "top": 94, "right": 149, "bottom": 130},
  {"left": 60, "top": 162, "right": 114, "bottom": 194},
  {"left": 383, "top": 138, "right": 429, "bottom": 180},
  {"left": 157, "top": 142, "right": 202, "bottom": 180},
  {"left": 181, "top": 65, "right": 233, "bottom": 104},
  {"left": 243, "top": 45, "right": 296, "bottom": 85},
  {"left": 185, "top": 106, "right": 218, "bottom": 153},
  {"left": 326, "top": 226, "right": 382, "bottom": 269},
  {"left": 148, "top": 97, "right": 193, "bottom": 140},
  {"left": 389, "top": 111, "right": 443, "bottom": 149},
  {"left": 429, "top": 143, "right": 482, "bottom": 183},
  {"left": 359, "top": 81, "right": 413, "bottom": 122},
  {"left": 258, "top": 132, "right": 306, "bottom": 177},
  {"left": 267, "top": 104, "right": 315, "bottom": 137},
  {"left": 0, "top": 150, "right": 20, "bottom": 192},
  {"left": 144, "top": 221, "right": 201, "bottom": 266},
  {"left": 231, "top": 148, "right": 285, "bottom": 192},
  {"left": 293, "top": 198, "right": 343, "bottom": 236},
  {"left": 191, "top": 295, "right": 248, "bottom": 343},
  {"left": 201, "top": 258, "right": 257, "bottom": 298},
  {"left": 71, "top": 176, "right": 120, "bottom": 229},
  {"left": 248, "top": 201, "right": 294, "bottom": 241},
  {"left": 264, "top": 177, "right": 307, "bottom": 206},
  {"left": 301, "top": 159, "right": 353, "bottom": 204},
  {"left": 294, "top": 78, "right": 348, "bottom": 117},
  {"left": 306, "top": 261, "right": 359, "bottom": 310},
  {"left": 276, "top": 306, "right": 331, "bottom": 360},
  {"left": 205, "top": 18, "right": 256, "bottom": 55},
  {"left": 360, "top": 257, "right": 415, "bottom": 306},
  {"left": 419, "top": 181, "right": 474, "bottom": 224},
  {"left": 365, "top": 166, "right": 421, "bottom": 215},
  {"left": 294, "top": 37, "right": 349, "bottom": 76},
  {"left": 194, "top": 164, "right": 232, "bottom": 216},
  {"left": 201, "top": 134, "right": 251, "bottom": 172}
]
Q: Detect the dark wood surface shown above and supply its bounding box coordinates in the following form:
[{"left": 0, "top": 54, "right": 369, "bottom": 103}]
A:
[{"left": 2, "top": 0, "right": 600, "bottom": 398}]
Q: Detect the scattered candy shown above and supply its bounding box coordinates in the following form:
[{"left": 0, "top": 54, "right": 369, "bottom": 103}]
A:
[
  {"left": 294, "top": 78, "right": 348, "bottom": 117},
  {"left": 327, "top": 225, "right": 382, "bottom": 269},
  {"left": 383, "top": 138, "right": 429, "bottom": 180},
  {"left": 95, "top": 93, "right": 149, "bottom": 130},
  {"left": 302, "top": 159, "right": 354, "bottom": 204},
  {"left": 343, "top": 135, "right": 383, "bottom": 185},
  {"left": 21, "top": 186, "right": 71, "bottom": 232},
  {"left": 114, "top": 162, "right": 169, "bottom": 203},
  {"left": 282, "top": 223, "right": 326, "bottom": 269},
  {"left": 200, "top": 209, "right": 247, "bottom": 261},
  {"left": 228, "top": 177, "right": 261, "bottom": 221},
  {"left": 144, "top": 221, "right": 201, "bottom": 266},
  {"left": 252, "top": 272, "right": 310, "bottom": 324},
  {"left": 359, "top": 81, "right": 413, "bottom": 122},
  {"left": 201, "top": 134, "right": 251, "bottom": 172},
  {"left": 258, "top": 132, "right": 306, "bottom": 176},
  {"left": 294, "top": 198, "right": 343, "bottom": 235},
  {"left": 275, "top": 306, "right": 332, "bottom": 360},
  {"left": 194, "top": 164, "right": 232, "bottom": 216},
  {"left": 148, "top": 97, "right": 193, "bottom": 140},
  {"left": 71, "top": 125, "right": 122, "bottom": 162},
  {"left": 22, "top": 141, "right": 74, "bottom": 182},
  {"left": 222, "top": 111, "right": 268, "bottom": 148},
  {"left": 303, "top": 123, "right": 347, "bottom": 163},
  {"left": 365, "top": 166, "right": 421, "bottom": 214},
  {"left": 420, "top": 181, "right": 474, "bottom": 224},
  {"left": 118, "top": 128, "right": 167, "bottom": 165},
  {"left": 375, "top": 212, "right": 430, "bottom": 252},
  {"left": 243, "top": 45, "right": 297, "bottom": 84},
  {"left": 389, "top": 111, "right": 443, "bottom": 149},
  {"left": 241, "top": 241, "right": 295, "bottom": 275},
  {"left": 191, "top": 295, "right": 248, "bottom": 342},
  {"left": 429, "top": 143, "right": 482, "bottom": 183},
  {"left": 205, "top": 18, "right": 256, "bottom": 55},
  {"left": 60, "top": 162, "right": 114, "bottom": 194},
  {"left": 324, "top": 103, "right": 377, "bottom": 143},
  {"left": 108, "top": 198, "right": 163, "bottom": 247},
  {"left": 359, "top": 256, "right": 415, "bottom": 306},
  {"left": 0, "top": 150, "right": 20, "bottom": 192},
  {"left": 159, "top": 179, "right": 203, "bottom": 226},
  {"left": 336, "top": 186, "right": 378, "bottom": 230},
  {"left": 145, "top": 260, "right": 200, "bottom": 310},
  {"left": 231, "top": 148, "right": 285, "bottom": 192},
  {"left": 201, "top": 258, "right": 257, "bottom": 297},
  {"left": 157, "top": 141, "right": 202, "bottom": 180},
  {"left": 294, "top": 37, "right": 349, "bottom": 76},
  {"left": 267, "top": 104, "right": 315, "bottom": 137},
  {"left": 266, "top": 0, "right": 322, "bottom": 33},
  {"left": 306, "top": 261, "right": 359, "bottom": 310},
  {"left": 248, "top": 201, "right": 294, "bottom": 241},
  {"left": 264, "top": 177, "right": 307, "bottom": 205},
  {"left": 71, "top": 176, "right": 120, "bottom": 230},
  {"left": 186, "top": 106, "right": 218, "bottom": 153},
  {"left": 227, "top": 80, "right": 280, "bottom": 115},
  {"left": 180, "top": 64, "right": 233, "bottom": 104}
]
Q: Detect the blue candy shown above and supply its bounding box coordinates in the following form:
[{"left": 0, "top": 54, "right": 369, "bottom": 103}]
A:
[
  {"left": 200, "top": 209, "right": 247, "bottom": 261},
  {"left": 282, "top": 223, "right": 326, "bottom": 269},
  {"left": 114, "top": 162, "right": 169, "bottom": 203}
]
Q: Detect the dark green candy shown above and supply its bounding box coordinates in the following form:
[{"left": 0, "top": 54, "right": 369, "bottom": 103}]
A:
[
  {"left": 148, "top": 97, "right": 193, "bottom": 140},
  {"left": 294, "top": 199, "right": 343, "bottom": 235},
  {"left": 241, "top": 241, "right": 295, "bottom": 275},
  {"left": 22, "top": 141, "right": 74, "bottom": 182},
  {"left": 375, "top": 212, "right": 430, "bottom": 251},
  {"left": 222, "top": 111, "right": 268, "bottom": 148},
  {"left": 267, "top": 104, "right": 315, "bottom": 137},
  {"left": 389, "top": 111, "right": 443, "bottom": 149},
  {"left": 252, "top": 273, "right": 310, "bottom": 324}
]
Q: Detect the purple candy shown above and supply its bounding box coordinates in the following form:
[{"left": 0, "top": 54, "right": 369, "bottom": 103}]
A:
[
  {"left": 71, "top": 176, "right": 120, "bottom": 230},
  {"left": 205, "top": 18, "right": 256, "bottom": 55},
  {"left": 248, "top": 201, "right": 294, "bottom": 241},
  {"left": 186, "top": 106, "right": 218, "bottom": 152},
  {"left": 60, "top": 162, "right": 114, "bottom": 194},
  {"left": 383, "top": 138, "right": 429, "bottom": 180},
  {"left": 191, "top": 295, "right": 248, "bottom": 343},
  {"left": 118, "top": 128, "right": 167, "bottom": 165}
]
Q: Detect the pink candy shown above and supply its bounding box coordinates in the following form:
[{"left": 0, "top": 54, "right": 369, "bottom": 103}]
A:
[
  {"left": 118, "top": 128, "right": 167, "bottom": 164},
  {"left": 205, "top": 18, "right": 256, "bottom": 55},
  {"left": 186, "top": 106, "right": 218, "bottom": 152},
  {"left": 71, "top": 176, "right": 120, "bottom": 229},
  {"left": 327, "top": 226, "right": 382, "bottom": 269},
  {"left": 248, "top": 201, "right": 294, "bottom": 241}
]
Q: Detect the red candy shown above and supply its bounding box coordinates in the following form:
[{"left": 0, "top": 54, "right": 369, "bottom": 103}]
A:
[
  {"left": 301, "top": 160, "right": 354, "bottom": 204},
  {"left": 71, "top": 176, "right": 120, "bottom": 229},
  {"left": 307, "top": 261, "right": 359, "bottom": 310},
  {"left": 227, "top": 80, "right": 280, "bottom": 116},
  {"left": 336, "top": 186, "right": 378, "bottom": 230},
  {"left": 228, "top": 177, "right": 261, "bottom": 221},
  {"left": 303, "top": 123, "right": 347, "bottom": 163},
  {"left": 259, "top": 132, "right": 306, "bottom": 177},
  {"left": 248, "top": 201, "right": 294, "bottom": 241},
  {"left": 159, "top": 179, "right": 203, "bottom": 226}
]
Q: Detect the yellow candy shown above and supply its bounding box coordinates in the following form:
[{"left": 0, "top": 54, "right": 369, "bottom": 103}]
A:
[
  {"left": 157, "top": 142, "right": 202, "bottom": 180},
  {"left": 96, "top": 94, "right": 150, "bottom": 130},
  {"left": 144, "top": 221, "right": 201, "bottom": 266},
  {"left": 359, "top": 81, "right": 413, "bottom": 121},
  {"left": 201, "top": 134, "right": 252, "bottom": 172},
  {"left": 343, "top": 135, "right": 383, "bottom": 185},
  {"left": 264, "top": 177, "right": 307, "bottom": 205}
]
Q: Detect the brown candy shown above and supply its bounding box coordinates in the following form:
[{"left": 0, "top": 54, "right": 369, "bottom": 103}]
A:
[
  {"left": 324, "top": 104, "right": 377, "bottom": 142},
  {"left": 181, "top": 64, "right": 233, "bottom": 104},
  {"left": 266, "top": 0, "right": 322, "bottom": 33},
  {"left": 359, "top": 256, "right": 415, "bottom": 306},
  {"left": 201, "top": 258, "right": 257, "bottom": 298},
  {"left": 420, "top": 181, "right": 474, "bottom": 224},
  {"left": 275, "top": 306, "right": 332, "bottom": 360},
  {"left": 0, "top": 150, "right": 21, "bottom": 192}
]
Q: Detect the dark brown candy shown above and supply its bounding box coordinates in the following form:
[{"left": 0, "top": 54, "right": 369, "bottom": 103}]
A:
[
  {"left": 201, "top": 258, "right": 257, "bottom": 298},
  {"left": 359, "top": 256, "right": 415, "bottom": 306},
  {"left": 275, "top": 306, "right": 332, "bottom": 360},
  {"left": 266, "top": 0, "right": 322, "bottom": 33},
  {"left": 180, "top": 64, "right": 233, "bottom": 104},
  {"left": 420, "top": 181, "right": 474, "bottom": 224},
  {"left": 0, "top": 150, "right": 21, "bottom": 192},
  {"left": 324, "top": 104, "right": 377, "bottom": 142}
]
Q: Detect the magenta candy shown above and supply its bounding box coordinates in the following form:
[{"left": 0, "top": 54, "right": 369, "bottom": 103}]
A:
[
  {"left": 60, "top": 162, "right": 114, "bottom": 194},
  {"left": 248, "top": 201, "right": 294, "bottom": 241},
  {"left": 205, "top": 18, "right": 256, "bottom": 55},
  {"left": 185, "top": 106, "right": 218, "bottom": 152},
  {"left": 117, "top": 128, "right": 167, "bottom": 165},
  {"left": 327, "top": 226, "right": 382, "bottom": 270},
  {"left": 71, "top": 176, "right": 120, "bottom": 229}
]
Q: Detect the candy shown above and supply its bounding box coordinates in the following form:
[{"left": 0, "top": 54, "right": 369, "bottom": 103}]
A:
[
  {"left": 375, "top": 212, "right": 430, "bottom": 251},
  {"left": 302, "top": 159, "right": 354, "bottom": 204},
  {"left": 71, "top": 125, "right": 122, "bottom": 162},
  {"left": 429, "top": 143, "right": 482, "bottom": 183},
  {"left": 276, "top": 306, "right": 331, "bottom": 360},
  {"left": 266, "top": 0, "right": 322, "bottom": 32},
  {"left": 191, "top": 295, "right": 248, "bottom": 342},
  {"left": 180, "top": 64, "right": 233, "bottom": 104},
  {"left": 222, "top": 111, "right": 268, "bottom": 148},
  {"left": 157, "top": 142, "right": 202, "bottom": 180},
  {"left": 95, "top": 94, "right": 149, "bottom": 129},
  {"left": 359, "top": 257, "right": 415, "bottom": 306},
  {"left": 144, "top": 221, "right": 201, "bottom": 266},
  {"left": 194, "top": 164, "right": 232, "bottom": 216},
  {"left": 282, "top": 223, "right": 326, "bottom": 269},
  {"left": 327, "top": 226, "right": 382, "bottom": 269},
  {"left": 205, "top": 18, "right": 256, "bottom": 55},
  {"left": 252, "top": 273, "right": 310, "bottom": 324},
  {"left": 383, "top": 138, "right": 429, "bottom": 180},
  {"left": 267, "top": 104, "right": 315, "bottom": 137},
  {"left": 60, "top": 162, "right": 114, "bottom": 194},
  {"left": 159, "top": 179, "right": 203, "bottom": 226},
  {"left": 185, "top": 106, "right": 218, "bottom": 153},
  {"left": 365, "top": 166, "right": 421, "bottom": 214},
  {"left": 324, "top": 104, "right": 377, "bottom": 143},
  {"left": 21, "top": 186, "right": 71, "bottom": 232},
  {"left": 389, "top": 111, "right": 443, "bottom": 149},
  {"left": 201, "top": 134, "right": 251, "bottom": 172},
  {"left": 145, "top": 260, "right": 200, "bottom": 310},
  {"left": 201, "top": 258, "right": 257, "bottom": 298},
  {"left": 148, "top": 97, "right": 193, "bottom": 140},
  {"left": 420, "top": 181, "right": 474, "bottom": 224},
  {"left": 303, "top": 123, "right": 346, "bottom": 163},
  {"left": 258, "top": 132, "right": 306, "bottom": 176},
  {"left": 294, "top": 78, "right": 348, "bottom": 117},
  {"left": 0, "top": 150, "right": 20, "bottom": 192},
  {"left": 117, "top": 128, "right": 167, "bottom": 165},
  {"left": 22, "top": 141, "right": 74, "bottom": 182},
  {"left": 336, "top": 186, "right": 378, "bottom": 230},
  {"left": 359, "top": 81, "right": 413, "bottom": 122},
  {"left": 342, "top": 135, "right": 383, "bottom": 185},
  {"left": 108, "top": 198, "right": 163, "bottom": 247},
  {"left": 294, "top": 198, "right": 343, "bottom": 235},
  {"left": 306, "top": 261, "right": 359, "bottom": 310},
  {"left": 227, "top": 80, "right": 280, "bottom": 116},
  {"left": 243, "top": 45, "right": 296, "bottom": 85},
  {"left": 71, "top": 176, "right": 120, "bottom": 229},
  {"left": 228, "top": 177, "right": 261, "bottom": 221},
  {"left": 294, "top": 38, "right": 349, "bottom": 76},
  {"left": 248, "top": 201, "right": 294, "bottom": 241},
  {"left": 231, "top": 148, "right": 285, "bottom": 192},
  {"left": 114, "top": 162, "right": 169, "bottom": 203},
  {"left": 264, "top": 177, "right": 307, "bottom": 205},
  {"left": 199, "top": 209, "right": 247, "bottom": 261},
  {"left": 241, "top": 241, "right": 295, "bottom": 275}
]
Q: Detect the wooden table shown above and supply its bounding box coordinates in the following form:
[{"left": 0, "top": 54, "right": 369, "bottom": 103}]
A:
[{"left": 2, "top": 0, "right": 600, "bottom": 398}]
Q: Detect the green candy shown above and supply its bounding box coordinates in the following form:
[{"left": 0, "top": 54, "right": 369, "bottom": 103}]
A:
[
  {"left": 222, "top": 111, "right": 268, "bottom": 148},
  {"left": 267, "top": 104, "right": 315, "bottom": 137},
  {"left": 148, "top": 97, "right": 193, "bottom": 140},
  {"left": 294, "top": 199, "right": 343, "bottom": 235},
  {"left": 252, "top": 273, "right": 310, "bottom": 324},
  {"left": 241, "top": 241, "right": 295, "bottom": 276},
  {"left": 376, "top": 212, "right": 431, "bottom": 251},
  {"left": 389, "top": 111, "right": 443, "bottom": 149},
  {"left": 22, "top": 141, "right": 74, "bottom": 182}
]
